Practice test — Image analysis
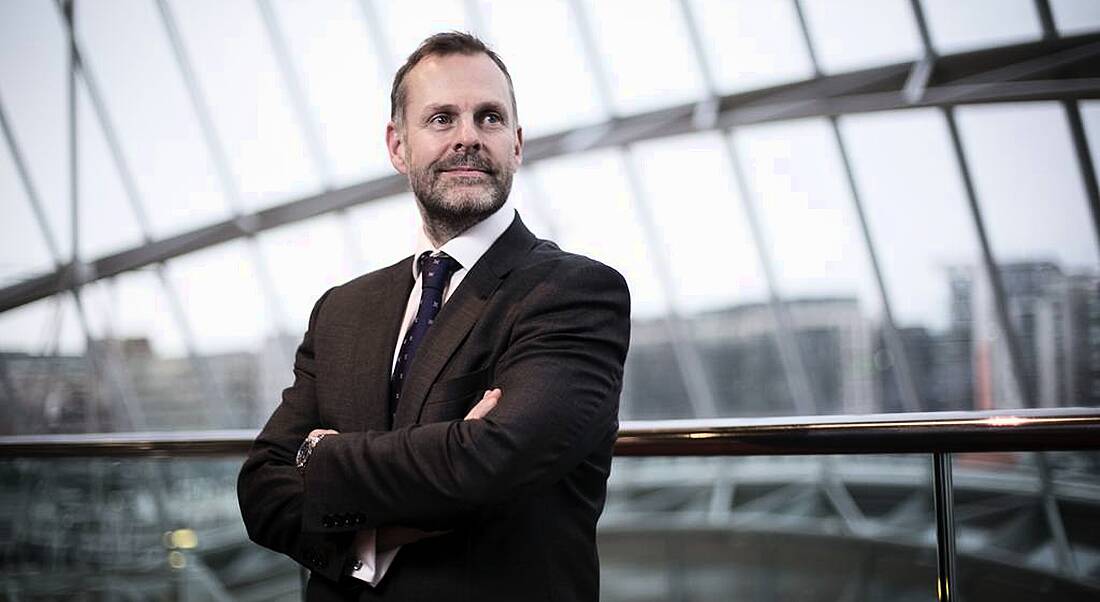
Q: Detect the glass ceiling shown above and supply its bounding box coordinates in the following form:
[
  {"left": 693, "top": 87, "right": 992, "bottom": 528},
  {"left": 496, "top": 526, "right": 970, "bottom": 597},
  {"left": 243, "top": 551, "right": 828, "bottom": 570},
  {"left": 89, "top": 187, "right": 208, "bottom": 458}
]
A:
[{"left": 1, "top": 0, "right": 1098, "bottom": 433}]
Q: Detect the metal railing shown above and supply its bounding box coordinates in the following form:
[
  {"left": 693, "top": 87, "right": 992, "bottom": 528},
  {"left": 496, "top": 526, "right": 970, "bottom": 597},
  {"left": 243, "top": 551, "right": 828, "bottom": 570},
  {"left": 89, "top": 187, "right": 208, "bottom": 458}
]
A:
[{"left": 3, "top": 407, "right": 1100, "bottom": 601}]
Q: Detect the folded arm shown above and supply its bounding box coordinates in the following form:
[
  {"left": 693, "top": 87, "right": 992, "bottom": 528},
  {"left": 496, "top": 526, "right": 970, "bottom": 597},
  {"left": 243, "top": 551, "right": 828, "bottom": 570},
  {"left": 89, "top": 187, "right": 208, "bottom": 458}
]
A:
[{"left": 301, "top": 261, "right": 630, "bottom": 532}]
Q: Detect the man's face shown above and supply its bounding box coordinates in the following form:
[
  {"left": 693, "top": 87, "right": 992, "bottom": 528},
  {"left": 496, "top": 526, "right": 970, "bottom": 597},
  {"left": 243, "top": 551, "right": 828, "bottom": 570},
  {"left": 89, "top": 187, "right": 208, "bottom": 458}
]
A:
[{"left": 386, "top": 53, "right": 523, "bottom": 230}]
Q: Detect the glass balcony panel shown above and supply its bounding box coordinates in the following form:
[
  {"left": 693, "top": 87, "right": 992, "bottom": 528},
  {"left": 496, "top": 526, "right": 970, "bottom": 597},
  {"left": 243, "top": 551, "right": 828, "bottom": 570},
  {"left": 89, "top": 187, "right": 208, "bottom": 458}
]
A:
[
  {"left": 601, "top": 454, "right": 938, "bottom": 601},
  {"left": 951, "top": 451, "right": 1100, "bottom": 600},
  {"left": 0, "top": 456, "right": 301, "bottom": 601}
]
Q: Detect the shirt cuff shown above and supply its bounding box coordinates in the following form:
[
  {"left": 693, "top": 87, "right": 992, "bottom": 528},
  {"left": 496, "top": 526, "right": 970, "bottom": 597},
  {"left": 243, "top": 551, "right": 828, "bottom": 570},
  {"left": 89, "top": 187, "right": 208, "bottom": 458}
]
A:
[{"left": 347, "top": 528, "right": 401, "bottom": 586}]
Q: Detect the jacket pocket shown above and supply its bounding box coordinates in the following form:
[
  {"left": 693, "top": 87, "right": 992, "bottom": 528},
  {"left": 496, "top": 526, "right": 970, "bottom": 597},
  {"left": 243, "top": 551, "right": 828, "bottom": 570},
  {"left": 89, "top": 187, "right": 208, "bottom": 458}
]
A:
[{"left": 424, "top": 367, "right": 492, "bottom": 405}]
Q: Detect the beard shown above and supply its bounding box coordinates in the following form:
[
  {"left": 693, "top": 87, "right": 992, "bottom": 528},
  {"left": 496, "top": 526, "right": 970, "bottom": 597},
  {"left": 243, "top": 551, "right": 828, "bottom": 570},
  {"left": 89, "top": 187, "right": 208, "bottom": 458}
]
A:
[{"left": 408, "top": 149, "right": 514, "bottom": 243}]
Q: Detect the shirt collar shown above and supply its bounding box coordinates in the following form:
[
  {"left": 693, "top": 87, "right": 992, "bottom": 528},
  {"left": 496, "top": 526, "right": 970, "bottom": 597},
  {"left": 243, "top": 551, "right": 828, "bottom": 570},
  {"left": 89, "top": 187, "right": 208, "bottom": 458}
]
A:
[{"left": 411, "top": 200, "right": 516, "bottom": 279}]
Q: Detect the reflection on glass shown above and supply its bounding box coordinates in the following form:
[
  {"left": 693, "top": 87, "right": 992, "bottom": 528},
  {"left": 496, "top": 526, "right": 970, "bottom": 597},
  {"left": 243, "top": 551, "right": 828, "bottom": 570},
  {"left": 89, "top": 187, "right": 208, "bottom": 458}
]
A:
[
  {"left": 951, "top": 451, "right": 1100, "bottom": 600},
  {"left": 601, "top": 455, "right": 936, "bottom": 601},
  {"left": 0, "top": 457, "right": 301, "bottom": 601}
]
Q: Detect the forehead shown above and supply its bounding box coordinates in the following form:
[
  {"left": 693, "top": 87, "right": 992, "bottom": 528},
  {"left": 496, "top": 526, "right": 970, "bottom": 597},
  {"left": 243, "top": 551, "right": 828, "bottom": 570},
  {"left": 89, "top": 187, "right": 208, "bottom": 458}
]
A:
[{"left": 403, "top": 53, "right": 513, "bottom": 115}]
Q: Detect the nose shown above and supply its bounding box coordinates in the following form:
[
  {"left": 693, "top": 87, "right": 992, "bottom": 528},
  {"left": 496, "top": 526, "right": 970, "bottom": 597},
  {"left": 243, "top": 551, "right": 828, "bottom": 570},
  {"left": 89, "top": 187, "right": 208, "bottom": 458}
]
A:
[{"left": 452, "top": 115, "right": 481, "bottom": 153}]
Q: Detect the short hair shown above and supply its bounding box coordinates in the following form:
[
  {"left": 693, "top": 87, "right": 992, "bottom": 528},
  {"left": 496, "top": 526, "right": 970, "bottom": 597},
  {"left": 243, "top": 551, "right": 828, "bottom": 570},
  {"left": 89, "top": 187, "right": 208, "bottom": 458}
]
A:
[{"left": 390, "top": 31, "right": 518, "bottom": 128}]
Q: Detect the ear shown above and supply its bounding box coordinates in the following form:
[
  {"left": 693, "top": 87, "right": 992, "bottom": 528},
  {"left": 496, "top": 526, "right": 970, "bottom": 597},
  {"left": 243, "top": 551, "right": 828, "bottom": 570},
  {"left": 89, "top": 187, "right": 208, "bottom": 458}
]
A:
[
  {"left": 514, "top": 126, "right": 524, "bottom": 166},
  {"left": 386, "top": 122, "right": 409, "bottom": 174}
]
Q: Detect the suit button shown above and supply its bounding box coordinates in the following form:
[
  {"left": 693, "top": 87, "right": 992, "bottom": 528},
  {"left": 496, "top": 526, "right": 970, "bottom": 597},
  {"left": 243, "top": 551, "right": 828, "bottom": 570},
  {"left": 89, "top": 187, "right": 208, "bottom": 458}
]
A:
[{"left": 354, "top": 513, "right": 365, "bottom": 525}]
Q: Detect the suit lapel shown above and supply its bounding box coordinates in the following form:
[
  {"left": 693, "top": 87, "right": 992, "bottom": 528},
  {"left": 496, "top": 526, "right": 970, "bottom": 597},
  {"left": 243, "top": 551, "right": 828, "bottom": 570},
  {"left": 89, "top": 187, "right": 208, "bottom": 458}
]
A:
[
  {"left": 393, "top": 214, "right": 538, "bottom": 427},
  {"left": 348, "top": 258, "right": 414, "bottom": 432}
]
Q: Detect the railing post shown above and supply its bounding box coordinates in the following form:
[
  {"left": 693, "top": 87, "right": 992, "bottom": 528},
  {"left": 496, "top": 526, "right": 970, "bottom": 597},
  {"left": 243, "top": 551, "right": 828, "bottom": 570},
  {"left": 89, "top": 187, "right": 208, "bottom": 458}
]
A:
[{"left": 933, "top": 452, "right": 959, "bottom": 602}]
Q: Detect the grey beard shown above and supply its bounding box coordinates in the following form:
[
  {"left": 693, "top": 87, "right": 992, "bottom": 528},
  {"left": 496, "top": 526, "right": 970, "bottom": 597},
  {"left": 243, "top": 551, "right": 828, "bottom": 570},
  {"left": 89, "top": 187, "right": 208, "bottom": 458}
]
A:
[{"left": 413, "top": 169, "right": 513, "bottom": 245}]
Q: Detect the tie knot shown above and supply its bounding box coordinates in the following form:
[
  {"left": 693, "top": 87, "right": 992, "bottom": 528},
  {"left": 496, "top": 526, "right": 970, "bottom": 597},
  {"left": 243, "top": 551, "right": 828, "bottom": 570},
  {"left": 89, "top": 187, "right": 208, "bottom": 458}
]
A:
[{"left": 418, "top": 252, "right": 461, "bottom": 291}]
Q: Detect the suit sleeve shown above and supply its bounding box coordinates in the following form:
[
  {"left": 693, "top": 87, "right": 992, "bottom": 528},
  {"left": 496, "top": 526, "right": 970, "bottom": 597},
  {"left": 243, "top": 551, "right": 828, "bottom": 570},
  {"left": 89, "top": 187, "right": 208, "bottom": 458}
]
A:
[
  {"left": 237, "top": 288, "right": 354, "bottom": 581},
  {"left": 301, "top": 260, "right": 631, "bottom": 532}
]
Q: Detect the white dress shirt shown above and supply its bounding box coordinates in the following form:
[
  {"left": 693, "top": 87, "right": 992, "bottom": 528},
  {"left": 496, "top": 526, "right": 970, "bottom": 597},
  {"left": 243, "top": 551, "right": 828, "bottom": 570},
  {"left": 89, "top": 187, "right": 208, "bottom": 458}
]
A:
[{"left": 348, "top": 202, "right": 516, "bottom": 585}]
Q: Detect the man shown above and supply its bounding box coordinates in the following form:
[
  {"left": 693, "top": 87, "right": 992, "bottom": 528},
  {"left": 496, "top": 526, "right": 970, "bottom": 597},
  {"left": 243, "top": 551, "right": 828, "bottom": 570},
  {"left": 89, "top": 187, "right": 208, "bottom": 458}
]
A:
[{"left": 237, "top": 32, "right": 631, "bottom": 601}]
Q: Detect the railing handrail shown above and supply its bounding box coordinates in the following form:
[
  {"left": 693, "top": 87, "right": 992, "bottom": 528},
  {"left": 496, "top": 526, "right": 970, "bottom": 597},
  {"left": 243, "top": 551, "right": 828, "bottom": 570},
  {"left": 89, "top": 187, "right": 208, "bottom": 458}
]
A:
[{"left": 2, "top": 407, "right": 1099, "bottom": 458}]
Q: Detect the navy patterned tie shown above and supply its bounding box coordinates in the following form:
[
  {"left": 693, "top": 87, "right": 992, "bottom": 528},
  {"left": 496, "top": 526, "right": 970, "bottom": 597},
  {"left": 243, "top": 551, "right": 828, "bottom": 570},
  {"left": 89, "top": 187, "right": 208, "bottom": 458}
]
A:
[{"left": 390, "top": 251, "right": 462, "bottom": 416}]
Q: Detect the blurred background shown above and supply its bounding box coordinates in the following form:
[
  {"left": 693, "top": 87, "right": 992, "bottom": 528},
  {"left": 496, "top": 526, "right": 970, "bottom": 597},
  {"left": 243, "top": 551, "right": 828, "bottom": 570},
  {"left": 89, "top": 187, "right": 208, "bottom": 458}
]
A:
[{"left": 1, "top": 0, "right": 1098, "bottom": 600}]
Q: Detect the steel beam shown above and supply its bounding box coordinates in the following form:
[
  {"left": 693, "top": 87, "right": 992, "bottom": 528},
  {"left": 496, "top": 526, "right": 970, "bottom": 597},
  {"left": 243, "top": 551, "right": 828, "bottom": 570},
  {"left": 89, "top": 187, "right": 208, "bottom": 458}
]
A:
[{"left": 3, "top": 32, "right": 1100, "bottom": 314}]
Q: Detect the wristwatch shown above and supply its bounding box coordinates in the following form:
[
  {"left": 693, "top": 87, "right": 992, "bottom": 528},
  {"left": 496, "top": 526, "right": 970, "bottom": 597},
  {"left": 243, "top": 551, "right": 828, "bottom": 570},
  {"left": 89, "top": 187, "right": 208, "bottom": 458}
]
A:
[{"left": 296, "top": 432, "right": 328, "bottom": 474}]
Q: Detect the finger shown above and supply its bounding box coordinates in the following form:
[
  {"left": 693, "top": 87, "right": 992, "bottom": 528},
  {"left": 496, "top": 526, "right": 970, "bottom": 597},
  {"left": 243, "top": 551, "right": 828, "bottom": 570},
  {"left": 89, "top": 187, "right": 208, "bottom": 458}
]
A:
[{"left": 464, "top": 395, "right": 498, "bottom": 421}]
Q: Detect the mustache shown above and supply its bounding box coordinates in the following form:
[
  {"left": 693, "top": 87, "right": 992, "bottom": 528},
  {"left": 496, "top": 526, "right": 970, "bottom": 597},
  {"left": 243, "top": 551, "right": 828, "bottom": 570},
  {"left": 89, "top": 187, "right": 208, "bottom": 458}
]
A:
[{"left": 434, "top": 153, "right": 495, "bottom": 174}]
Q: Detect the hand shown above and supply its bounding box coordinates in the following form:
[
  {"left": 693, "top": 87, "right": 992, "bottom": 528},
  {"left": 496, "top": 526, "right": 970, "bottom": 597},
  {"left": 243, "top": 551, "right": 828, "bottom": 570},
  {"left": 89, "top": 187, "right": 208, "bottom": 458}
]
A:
[
  {"left": 464, "top": 388, "right": 501, "bottom": 421},
  {"left": 308, "top": 428, "right": 338, "bottom": 438}
]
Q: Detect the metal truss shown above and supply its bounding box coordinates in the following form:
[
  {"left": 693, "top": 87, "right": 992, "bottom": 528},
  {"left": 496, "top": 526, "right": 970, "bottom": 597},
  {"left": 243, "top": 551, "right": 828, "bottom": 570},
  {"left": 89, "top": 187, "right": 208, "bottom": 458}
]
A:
[{"left": 3, "top": 30, "right": 1097, "bottom": 315}]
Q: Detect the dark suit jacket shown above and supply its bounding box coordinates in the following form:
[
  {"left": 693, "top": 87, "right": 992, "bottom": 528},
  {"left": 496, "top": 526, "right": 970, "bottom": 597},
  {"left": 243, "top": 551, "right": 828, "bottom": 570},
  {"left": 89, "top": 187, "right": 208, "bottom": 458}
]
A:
[{"left": 237, "top": 214, "right": 631, "bottom": 601}]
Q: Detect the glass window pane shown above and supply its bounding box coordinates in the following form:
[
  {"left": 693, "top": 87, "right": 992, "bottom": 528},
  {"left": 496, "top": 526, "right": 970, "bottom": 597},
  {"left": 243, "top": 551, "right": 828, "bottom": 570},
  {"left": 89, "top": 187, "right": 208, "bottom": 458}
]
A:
[
  {"left": 800, "top": 0, "right": 923, "bottom": 73},
  {"left": 375, "top": 0, "right": 470, "bottom": 65},
  {"left": 257, "top": 214, "right": 360, "bottom": 335},
  {"left": 529, "top": 149, "right": 667, "bottom": 319},
  {"left": 345, "top": 193, "right": 422, "bottom": 275},
  {"left": 840, "top": 109, "right": 982, "bottom": 331},
  {"left": 1049, "top": 0, "right": 1100, "bottom": 36},
  {"left": 840, "top": 109, "right": 983, "bottom": 413},
  {"left": 0, "top": 294, "right": 90, "bottom": 434},
  {"left": 271, "top": 0, "right": 393, "bottom": 186},
  {"left": 734, "top": 120, "right": 880, "bottom": 315},
  {"left": 689, "top": 0, "right": 814, "bottom": 94},
  {"left": 0, "top": 138, "right": 55, "bottom": 281},
  {"left": 80, "top": 270, "right": 187, "bottom": 359},
  {"left": 168, "top": 0, "right": 321, "bottom": 212},
  {"left": 630, "top": 132, "right": 767, "bottom": 313},
  {"left": 75, "top": 0, "right": 232, "bottom": 240},
  {"left": 75, "top": 86, "right": 145, "bottom": 260},
  {"left": 581, "top": 0, "right": 706, "bottom": 115},
  {"left": 920, "top": 0, "right": 1042, "bottom": 55},
  {"left": 0, "top": 1, "right": 72, "bottom": 261},
  {"left": 957, "top": 102, "right": 1098, "bottom": 271},
  {"left": 956, "top": 102, "right": 1099, "bottom": 410},
  {"left": 477, "top": 0, "right": 605, "bottom": 138},
  {"left": 164, "top": 240, "right": 274, "bottom": 355}
]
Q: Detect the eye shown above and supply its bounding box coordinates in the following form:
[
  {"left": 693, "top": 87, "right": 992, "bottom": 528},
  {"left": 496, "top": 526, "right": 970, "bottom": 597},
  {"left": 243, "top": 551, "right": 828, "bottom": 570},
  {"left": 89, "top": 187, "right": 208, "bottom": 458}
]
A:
[
  {"left": 429, "top": 114, "right": 452, "bottom": 126},
  {"left": 482, "top": 112, "right": 503, "bottom": 125}
]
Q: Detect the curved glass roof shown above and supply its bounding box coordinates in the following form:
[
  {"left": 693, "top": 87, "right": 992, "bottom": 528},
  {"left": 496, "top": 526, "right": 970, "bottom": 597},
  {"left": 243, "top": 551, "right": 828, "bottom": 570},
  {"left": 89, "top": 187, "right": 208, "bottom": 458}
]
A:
[{"left": 1, "top": 0, "right": 1098, "bottom": 432}]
